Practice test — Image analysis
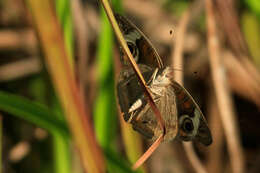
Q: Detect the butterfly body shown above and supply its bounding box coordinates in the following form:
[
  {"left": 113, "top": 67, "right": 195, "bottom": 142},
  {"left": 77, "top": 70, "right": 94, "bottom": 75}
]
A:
[{"left": 115, "top": 14, "right": 212, "bottom": 146}]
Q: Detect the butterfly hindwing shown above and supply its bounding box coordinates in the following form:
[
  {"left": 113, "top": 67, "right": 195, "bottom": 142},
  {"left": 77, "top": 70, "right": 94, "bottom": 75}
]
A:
[{"left": 172, "top": 81, "right": 212, "bottom": 146}]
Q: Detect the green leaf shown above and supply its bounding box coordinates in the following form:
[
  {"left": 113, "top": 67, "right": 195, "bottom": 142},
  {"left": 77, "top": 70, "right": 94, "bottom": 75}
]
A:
[
  {"left": 94, "top": 1, "right": 117, "bottom": 149},
  {"left": 0, "top": 90, "right": 69, "bottom": 136}
]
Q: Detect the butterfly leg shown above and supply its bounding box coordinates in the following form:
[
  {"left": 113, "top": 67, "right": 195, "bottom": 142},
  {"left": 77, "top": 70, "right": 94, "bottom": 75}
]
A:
[
  {"left": 147, "top": 68, "right": 159, "bottom": 84},
  {"left": 127, "top": 95, "right": 146, "bottom": 123},
  {"left": 129, "top": 94, "right": 160, "bottom": 114},
  {"left": 128, "top": 99, "right": 142, "bottom": 113}
]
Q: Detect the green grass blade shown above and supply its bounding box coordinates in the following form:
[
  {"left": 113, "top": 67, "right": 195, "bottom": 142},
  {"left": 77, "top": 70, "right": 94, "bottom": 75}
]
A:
[
  {"left": 94, "top": 0, "right": 120, "bottom": 149},
  {"left": 0, "top": 90, "right": 136, "bottom": 172},
  {"left": 53, "top": 132, "right": 71, "bottom": 173},
  {"left": 0, "top": 90, "right": 69, "bottom": 136}
]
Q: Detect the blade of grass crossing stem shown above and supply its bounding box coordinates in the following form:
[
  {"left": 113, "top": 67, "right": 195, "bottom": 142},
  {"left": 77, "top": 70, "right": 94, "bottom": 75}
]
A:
[
  {"left": 99, "top": 1, "right": 146, "bottom": 171},
  {"left": 101, "top": 0, "right": 165, "bottom": 141},
  {"left": 98, "top": 1, "right": 145, "bottom": 171},
  {"left": 95, "top": 1, "right": 142, "bottom": 172},
  {"left": 26, "top": 1, "right": 105, "bottom": 172}
]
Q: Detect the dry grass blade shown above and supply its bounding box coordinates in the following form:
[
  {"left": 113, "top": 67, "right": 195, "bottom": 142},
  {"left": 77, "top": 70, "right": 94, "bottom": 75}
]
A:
[
  {"left": 171, "top": 6, "right": 208, "bottom": 173},
  {"left": 241, "top": 57, "right": 260, "bottom": 84},
  {"left": 100, "top": 0, "right": 166, "bottom": 168},
  {"left": 223, "top": 51, "right": 260, "bottom": 107},
  {"left": 0, "top": 57, "right": 41, "bottom": 81},
  {"left": 171, "top": 10, "right": 189, "bottom": 84},
  {"left": 182, "top": 143, "right": 207, "bottom": 173},
  {"left": 205, "top": 0, "right": 245, "bottom": 173},
  {"left": 114, "top": 52, "right": 146, "bottom": 172},
  {"left": 132, "top": 134, "right": 164, "bottom": 170},
  {"left": 207, "top": 91, "right": 224, "bottom": 173},
  {"left": 0, "top": 29, "right": 37, "bottom": 51},
  {"left": 100, "top": 0, "right": 165, "bottom": 133},
  {"left": 215, "top": 0, "right": 248, "bottom": 56}
]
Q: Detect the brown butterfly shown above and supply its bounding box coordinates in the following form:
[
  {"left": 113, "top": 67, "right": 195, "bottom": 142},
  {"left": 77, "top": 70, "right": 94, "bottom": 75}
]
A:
[{"left": 115, "top": 14, "right": 212, "bottom": 146}]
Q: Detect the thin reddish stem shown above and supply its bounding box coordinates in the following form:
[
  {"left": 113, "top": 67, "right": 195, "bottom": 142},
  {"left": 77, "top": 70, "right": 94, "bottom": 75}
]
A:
[
  {"left": 100, "top": 0, "right": 166, "bottom": 133},
  {"left": 132, "top": 133, "right": 164, "bottom": 170}
]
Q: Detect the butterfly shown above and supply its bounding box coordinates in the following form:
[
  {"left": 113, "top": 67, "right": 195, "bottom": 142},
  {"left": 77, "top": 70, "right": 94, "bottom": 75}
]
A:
[{"left": 115, "top": 13, "right": 212, "bottom": 146}]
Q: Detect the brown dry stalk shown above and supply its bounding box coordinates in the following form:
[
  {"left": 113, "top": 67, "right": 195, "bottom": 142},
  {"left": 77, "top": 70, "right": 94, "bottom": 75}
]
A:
[
  {"left": 132, "top": 134, "right": 164, "bottom": 170},
  {"left": 205, "top": 0, "right": 245, "bottom": 173},
  {"left": 223, "top": 51, "right": 260, "bottom": 107},
  {"left": 171, "top": 10, "right": 189, "bottom": 84},
  {"left": 100, "top": 0, "right": 165, "bottom": 133},
  {"left": 113, "top": 51, "right": 146, "bottom": 172},
  {"left": 241, "top": 57, "right": 260, "bottom": 84},
  {"left": 0, "top": 30, "right": 37, "bottom": 51},
  {"left": 171, "top": 7, "right": 208, "bottom": 173},
  {"left": 207, "top": 90, "right": 224, "bottom": 173},
  {"left": 100, "top": 0, "right": 167, "bottom": 169},
  {"left": 215, "top": 0, "right": 248, "bottom": 56}
]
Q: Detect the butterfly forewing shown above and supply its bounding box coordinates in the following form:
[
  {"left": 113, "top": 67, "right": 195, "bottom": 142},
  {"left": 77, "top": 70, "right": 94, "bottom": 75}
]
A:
[
  {"left": 115, "top": 13, "right": 163, "bottom": 68},
  {"left": 117, "top": 64, "right": 154, "bottom": 122}
]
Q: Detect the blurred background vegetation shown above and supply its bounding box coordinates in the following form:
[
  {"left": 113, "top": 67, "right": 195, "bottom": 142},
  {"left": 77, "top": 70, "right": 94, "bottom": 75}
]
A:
[{"left": 0, "top": 0, "right": 259, "bottom": 173}]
